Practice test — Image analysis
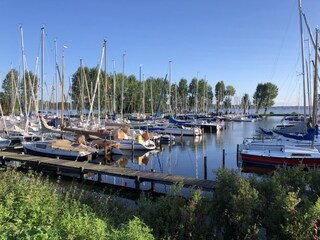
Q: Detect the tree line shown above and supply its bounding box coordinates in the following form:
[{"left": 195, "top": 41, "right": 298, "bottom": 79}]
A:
[{"left": 0, "top": 67, "right": 278, "bottom": 116}]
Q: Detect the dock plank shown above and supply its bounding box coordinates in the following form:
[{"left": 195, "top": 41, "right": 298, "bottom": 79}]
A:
[{"left": 0, "top": 152, "right": 216, "bottom": 191}]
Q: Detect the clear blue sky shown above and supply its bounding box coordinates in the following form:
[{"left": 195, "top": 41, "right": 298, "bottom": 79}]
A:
[{"left": 0, "top": 0, "right": 319, "bottom": 106}]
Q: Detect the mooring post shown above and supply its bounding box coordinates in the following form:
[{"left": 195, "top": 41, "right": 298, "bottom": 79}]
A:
[
  {"left": 135, "top": 175, "right": 141, "bottom": 189},
  {"left": 98, "top": 173, "right": 102, "bottom": 182},
  {"left": 236, "top": 144, "right": 239, "bottom": 167},
  {"left": 151, "top": 169, "right": 155, "bottom": 191},
  {"left": 1, "top": 157, "right": 6, "bottom": 169},
  {"left": 204, "top": 156, "right": 207, "bottom": 180},
  {"left": 79, "top": 167, "right": 84, "bottom": 179},
  {"left": 222, "top": 149, "right": 225, "bottom": 168}
]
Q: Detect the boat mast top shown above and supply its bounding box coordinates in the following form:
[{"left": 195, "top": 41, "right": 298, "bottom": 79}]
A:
[{"left": 298, "top": 0, "right": 307, "bottom": 122}]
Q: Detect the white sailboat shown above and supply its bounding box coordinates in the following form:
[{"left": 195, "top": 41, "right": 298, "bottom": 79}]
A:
[
  {"left": 22, "top": 139, "right": 98, "bottom": 161},
  {"left": 156, "top": 124, "right": 202, "bottom": 136}
]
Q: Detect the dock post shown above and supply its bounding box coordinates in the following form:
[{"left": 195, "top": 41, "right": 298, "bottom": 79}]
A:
[
  {"left": 210, "top": 126, "right": 212, "bottom": 134},
  {"left": 236, "top": 144, "right": 239, "bottom": 167},
  {"left": 222, "top": 149, "right": 225, "bottom": 168},
  {"left": 98, "top": 173, "right": 102, "bottom": 182},
  {"left": 204, "top": 156, "right": 207, "bottom": 180},
  {"left": 1, "top": 157, "right": 6, "bottom": 170},
  {"left": 79, "top": 167, "right": 85, "bottom": 179},
  {"left": 151, "top": 169, "right": 155, "bottom": 191},
  {"left": 135, "top": 176, "right": 141, "bottom": 189}
]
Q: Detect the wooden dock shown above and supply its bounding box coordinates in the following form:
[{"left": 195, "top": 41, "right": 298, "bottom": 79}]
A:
[{"left": 0, "top": 151, "right": 216, "bottom": 191}]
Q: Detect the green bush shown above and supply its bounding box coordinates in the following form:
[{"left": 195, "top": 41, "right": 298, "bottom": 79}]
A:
[
  {"left": 3, "top": 165, "right": 320, "bottom": 239},
  {"left": 0, "top": 170, "right": 153, "bottom": 240}
]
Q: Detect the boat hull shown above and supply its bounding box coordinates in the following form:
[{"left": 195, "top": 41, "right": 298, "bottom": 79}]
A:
[
  {"left": 240, "top": 153, "right": 320, "bottom": 169},
  {"left": 118, "top": 140, "right": 156, "bottom": 151},
  {"left": 23, "top": 147, "right": 93, "bottom": 161}
]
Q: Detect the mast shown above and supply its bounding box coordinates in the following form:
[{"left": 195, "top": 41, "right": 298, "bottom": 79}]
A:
[
  {"left": 139, "top": 64, "right": 142, "bottom": 113},
  {"left": 298, "top": 0, "right": 307, "bottom": 121},
  {"left": 121, "top": 53, "right": 125, "bottom": 120},
  {"left": 312, "top": 28, "right": 319, "bottom": 129},
  {"left": 55, "top": 39, "right": 59, "bottom": 117},
  {"left": 305, "top": 39, "right": 312, "bottom": 117},
  {"left": 10, "top": 65, "right": 15, "bottom": 116},
  {"left": 98, "top": 68, "right": 101, "bottom": 125},
  {"left": 61, "top": 45, "right": 66, "bottom": 126},
  {"left": 86, "top": 44, "right": 105, "bottom": 126},
  {"left": 139, "top": 64, "right": 145, "bottom": 115},
  {"left": 175, "top": 83, "right": 177, "bottom": 115},
  {"left": 19, "top": 25, "right": 28, "bottom": 131},
  {"left": 41, "top": 26, "right": 45, "bottom": 112},
  {"left": 168, "top": 61, "right": 172, "bottom": 114},
  {"left": 113, "top": 59, "right": 116, "bottom": 114},
  {"left": 142, "top": 73, "right": 145, "bottom": 115},
  {"left": 155, "top": 75, "right": 167, "bottom": 118},
  {"left": 196, "top": 72, "right": 199, "bottom": 115},
  {"left": 150, "top": 79, "right": 154, "bottom": 116},
  {"left": 104, "top": 39, "right": 108, "bottom": 117},
  {"left": 80, "top": 59, "right": 84, "bottom": 122}
]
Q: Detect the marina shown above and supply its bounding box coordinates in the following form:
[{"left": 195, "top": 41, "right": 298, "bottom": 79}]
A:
[{"left": 0, "top": 114, "right": 295, "bottom": 192}]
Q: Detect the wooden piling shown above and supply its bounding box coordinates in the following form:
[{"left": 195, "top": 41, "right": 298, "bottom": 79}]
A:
[
  {"left": 204, "top": 156, "right": 207, "bottom": 180},
  {"left": 151, "top": 169, "right": 155, "bottom": 191},
  {"left": 79, "top": 167, "right": 85, "bottom": 179},
  {"left": 98, "top": 173, "right": 102, "bottom": 182},
  {"left": 135, "top": 175, "right": 141, "bottom": 189},
  {"left": 222, "top": 149, "right": 225, "bottom": 168},
  {"left": 236, "top": 144, "right": 239, "bottom": 167}
]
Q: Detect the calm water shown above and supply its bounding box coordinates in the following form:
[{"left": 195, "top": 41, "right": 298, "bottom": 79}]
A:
[{"left": 93, "top": 116, "right": 284, "bottom": 193}]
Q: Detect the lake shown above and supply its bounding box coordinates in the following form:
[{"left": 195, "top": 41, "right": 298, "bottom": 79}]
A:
[{"left": 93, "top": 116, "right": 284, "bottom": 193}]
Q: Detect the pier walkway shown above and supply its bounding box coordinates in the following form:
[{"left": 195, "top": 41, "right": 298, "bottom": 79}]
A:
[{"left": 0, "top": 151, "right": 216, "bottom": 191}]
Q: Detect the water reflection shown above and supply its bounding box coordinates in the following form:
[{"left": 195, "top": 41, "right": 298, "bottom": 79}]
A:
[{"left": 94, "top": 117, "right": 286, "bottom": 181}]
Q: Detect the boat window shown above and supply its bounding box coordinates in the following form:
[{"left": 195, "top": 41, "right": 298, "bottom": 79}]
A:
[{"left": 35, "top": 144, "right": 47, "bottom": 149}]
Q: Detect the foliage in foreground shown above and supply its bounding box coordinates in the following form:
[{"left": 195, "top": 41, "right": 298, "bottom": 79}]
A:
[
  {"left": 2, "top": 166, "right": 320, "bottom": 239},
  {"left": 0, "top": 170, "right": 153, "bottom": 240}
]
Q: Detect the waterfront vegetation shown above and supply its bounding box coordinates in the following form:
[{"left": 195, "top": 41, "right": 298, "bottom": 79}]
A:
[
  {"left": 2, "top": 166, "right": 320, "bottom": 239},
  {"left": 1, "top": 68, "right": 278, "bottom": 116}
]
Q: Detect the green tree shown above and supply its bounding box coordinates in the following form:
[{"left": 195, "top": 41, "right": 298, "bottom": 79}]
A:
[
  {"left": 188, "top": 78, "right": 197, "bottom": 113},
  {"left": 1, "top": 68, "right": 19, "bottom": 114},
  {"left": 207, "top": 85, "right": 214, "bottom": 112},
  {"left": 215, "top": 81, "right": 225, "bottom": 115},
  {"left": 71, "top": 66, "right": 108, "bottom": 115},
  {"left": 241, "top": 93, "right": 251, "bottom": 114},
  {"left": 125, "top": 75, "right": 139, "bottom": 113},
  {"left": 253, "top": 82, "right": 278, "bottom": 114},
  {"left": 178, "top": 78, "right": 188, "bottom": 112},
  {"left": 224, "top": 85, "right": 236, "bottom": 113},
  {"left": 21, "top": 70, "right": 39, "bottom": 115}
]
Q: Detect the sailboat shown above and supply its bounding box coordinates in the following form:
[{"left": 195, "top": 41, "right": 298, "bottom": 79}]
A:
[
  {"left": 22, "top": 139, "right": 98, "bottom": 161},
  {"left": 240, "top": 4, "right": 320, "bottom": 169}
]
